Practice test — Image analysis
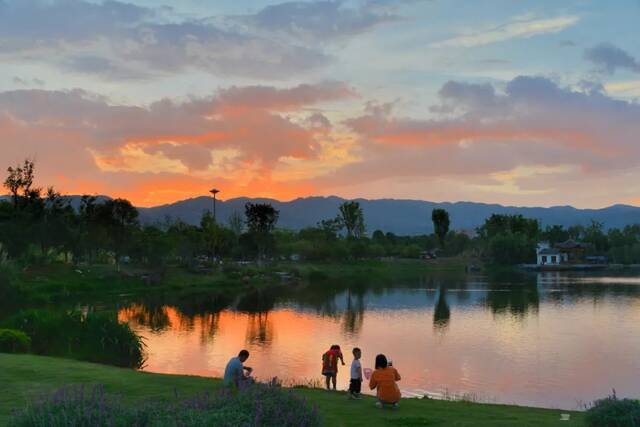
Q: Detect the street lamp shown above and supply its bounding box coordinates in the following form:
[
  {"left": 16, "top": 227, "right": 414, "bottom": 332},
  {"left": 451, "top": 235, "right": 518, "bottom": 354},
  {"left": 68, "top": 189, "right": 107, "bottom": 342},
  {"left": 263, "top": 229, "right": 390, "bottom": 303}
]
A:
[{"left": 209, "top": 188, "right": 220, "bottom": 222}]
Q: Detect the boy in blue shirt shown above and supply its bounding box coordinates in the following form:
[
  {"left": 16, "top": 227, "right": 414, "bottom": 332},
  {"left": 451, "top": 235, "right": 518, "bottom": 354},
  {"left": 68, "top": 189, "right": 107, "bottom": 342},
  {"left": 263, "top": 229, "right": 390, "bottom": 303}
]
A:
[{"left": 224, "top": 349, "right": 253, "bottom": 388}]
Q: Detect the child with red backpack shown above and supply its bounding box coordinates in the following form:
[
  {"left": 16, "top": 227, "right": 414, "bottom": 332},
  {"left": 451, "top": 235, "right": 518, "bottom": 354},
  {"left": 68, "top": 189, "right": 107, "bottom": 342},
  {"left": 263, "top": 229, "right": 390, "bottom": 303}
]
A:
[{"left": 322, "top": 344, "right": 345, "bottom": 390}]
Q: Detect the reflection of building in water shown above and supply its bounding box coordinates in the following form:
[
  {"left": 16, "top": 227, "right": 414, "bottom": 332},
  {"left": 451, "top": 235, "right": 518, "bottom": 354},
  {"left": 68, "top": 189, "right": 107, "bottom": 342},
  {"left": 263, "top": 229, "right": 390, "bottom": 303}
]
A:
[
  {"left": 342, "top": 290, "right": 365, "bottom": 336},
  {"left": 245, "top": 312, "right": 273, "bottom": 347},
  {"left": 536, "top": 271, "right": 562, "bottom": 287},
  {"left": 433, "top": 285, "right": 450, "bottom": 332}
]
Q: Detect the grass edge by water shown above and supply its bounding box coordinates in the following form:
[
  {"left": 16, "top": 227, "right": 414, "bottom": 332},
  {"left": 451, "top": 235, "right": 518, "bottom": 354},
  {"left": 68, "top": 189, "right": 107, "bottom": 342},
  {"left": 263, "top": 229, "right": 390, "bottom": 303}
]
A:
[{"left": 0, "top": 353, "right": 585, "bottom": 427}]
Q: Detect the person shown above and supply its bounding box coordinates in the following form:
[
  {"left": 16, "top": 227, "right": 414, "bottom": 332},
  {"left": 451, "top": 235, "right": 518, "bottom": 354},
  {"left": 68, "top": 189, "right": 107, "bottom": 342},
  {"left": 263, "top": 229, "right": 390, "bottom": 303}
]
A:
[
  {"left": 348, "top": 347, "right": 363, "bottom": 399},
  {"left": 322, "top": 344, "right": 345, "bottom": 390},
  {"left": 223, "top": 349, "right": 253, "bottom": 388},
  {"left": 369, "top": 354, "right": 401, "bottom": 408}
]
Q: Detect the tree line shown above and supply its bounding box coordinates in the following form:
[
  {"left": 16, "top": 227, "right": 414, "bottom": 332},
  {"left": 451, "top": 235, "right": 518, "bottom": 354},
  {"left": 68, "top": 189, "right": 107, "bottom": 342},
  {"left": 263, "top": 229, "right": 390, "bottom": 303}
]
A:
[{"left": 1, "top": 160, "right": 640, "bottom": 268}]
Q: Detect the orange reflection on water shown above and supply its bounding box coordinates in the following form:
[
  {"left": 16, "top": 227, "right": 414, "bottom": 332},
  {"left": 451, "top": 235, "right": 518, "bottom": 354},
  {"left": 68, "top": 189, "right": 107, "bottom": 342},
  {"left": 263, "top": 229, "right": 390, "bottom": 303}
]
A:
[{"left": 117, "top": 283, "right": 640, "bottom": 410}]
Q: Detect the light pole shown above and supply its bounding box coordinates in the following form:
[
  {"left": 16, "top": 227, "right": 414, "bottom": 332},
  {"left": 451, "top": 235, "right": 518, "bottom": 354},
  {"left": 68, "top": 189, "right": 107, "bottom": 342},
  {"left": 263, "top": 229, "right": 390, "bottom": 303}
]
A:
[{"left": 209, "top": 188, "right": 220, "bottom": 222}]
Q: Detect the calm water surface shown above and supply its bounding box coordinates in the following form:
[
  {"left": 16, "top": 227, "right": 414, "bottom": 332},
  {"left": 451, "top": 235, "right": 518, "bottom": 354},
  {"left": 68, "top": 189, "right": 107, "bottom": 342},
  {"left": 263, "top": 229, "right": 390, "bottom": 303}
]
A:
[{"left": 115, "top": 271, "right": 640, "bottom": 409}]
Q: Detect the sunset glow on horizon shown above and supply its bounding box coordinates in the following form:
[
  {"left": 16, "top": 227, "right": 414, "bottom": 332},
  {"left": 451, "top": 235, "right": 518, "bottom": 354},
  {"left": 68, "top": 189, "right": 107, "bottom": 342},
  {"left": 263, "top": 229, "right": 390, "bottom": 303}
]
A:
[{"left": 1, "top": 0, "right": 640, "bottom": 208}]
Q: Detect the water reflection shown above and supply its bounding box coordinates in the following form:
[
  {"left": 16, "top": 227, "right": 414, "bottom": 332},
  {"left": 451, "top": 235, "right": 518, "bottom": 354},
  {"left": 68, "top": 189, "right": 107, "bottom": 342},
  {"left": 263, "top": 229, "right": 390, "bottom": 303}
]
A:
[
  {"left": 342, "top": 290, "right": 365, "bottom": 336},
  {"left": 433, "top": 284, "right": 450, "bottom": 331},
  {"left": 246, "top": 312, "right": 273, "bottom": 347},
  {"left": 485, "top": 283, "right": 539, "bottom": 318},
  {"left": 116, "top": 272, "right": 640, "bottom": 409}
]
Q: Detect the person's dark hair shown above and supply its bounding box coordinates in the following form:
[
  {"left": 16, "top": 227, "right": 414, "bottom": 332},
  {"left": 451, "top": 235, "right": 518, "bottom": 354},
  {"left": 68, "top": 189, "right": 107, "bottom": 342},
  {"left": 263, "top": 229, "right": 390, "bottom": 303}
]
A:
[
  {"left": 330, "top": 344, "right": 340, "bottom": 350},
  {"left": 353, "top": 347, "right": 361, "bottom": 355},
  {"left": 238, "top": 349, "right": 250, "bottom": 358},
  {"left": 375, "top": 354, "right": 388, "bottom": 370}
]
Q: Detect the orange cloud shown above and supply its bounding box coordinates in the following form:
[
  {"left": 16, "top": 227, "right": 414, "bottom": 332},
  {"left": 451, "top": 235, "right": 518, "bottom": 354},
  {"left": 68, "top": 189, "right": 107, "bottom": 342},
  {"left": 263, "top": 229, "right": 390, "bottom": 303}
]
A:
[{"left": 0, "top": 84, "right": 358, "bottom": 206}]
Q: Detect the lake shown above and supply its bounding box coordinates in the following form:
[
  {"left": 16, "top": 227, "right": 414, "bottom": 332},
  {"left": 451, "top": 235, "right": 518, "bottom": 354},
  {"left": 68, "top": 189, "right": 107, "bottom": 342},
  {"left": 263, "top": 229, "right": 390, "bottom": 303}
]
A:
[{"left": 114, "top": 271, "right": 640, "bottom": 410}]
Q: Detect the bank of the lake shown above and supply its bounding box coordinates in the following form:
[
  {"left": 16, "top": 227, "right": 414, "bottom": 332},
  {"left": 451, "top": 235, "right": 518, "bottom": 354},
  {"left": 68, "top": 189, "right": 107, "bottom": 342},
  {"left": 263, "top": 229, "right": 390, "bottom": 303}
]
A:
[
  {"left": 10, "top": 258, "right": 468, "bottom": 305},
  {"left": 0, "top": 354, "right": 584, "bottom": 427}
]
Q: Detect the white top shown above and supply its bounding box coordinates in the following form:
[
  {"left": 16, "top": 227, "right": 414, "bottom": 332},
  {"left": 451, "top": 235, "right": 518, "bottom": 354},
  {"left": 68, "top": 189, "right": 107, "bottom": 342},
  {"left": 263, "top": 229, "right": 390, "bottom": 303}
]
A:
[{"left": 350, "top": 359, "right": 362, "bottom": 380}]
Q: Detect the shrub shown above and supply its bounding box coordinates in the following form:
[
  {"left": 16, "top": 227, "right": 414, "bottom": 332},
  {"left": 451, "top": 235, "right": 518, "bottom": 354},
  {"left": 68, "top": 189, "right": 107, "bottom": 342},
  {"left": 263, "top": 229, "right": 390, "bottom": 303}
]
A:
[
  {"left": 0, "top": 263, "right": 21, "bottom": 307},
  {"left": 487, "top": 233, "right": 536, "bottom": 265},
  {"left": 586, "top": 391, "right": 640, "bottom": 427},
  {"left": 0, "top": 328, "right": 31, "bottom": 353},
  {"left": 11, "top": 384, "right": 321, "bottom": 427},
  {"left": 4, "top": 310, "right": 145, "bottom": 368}
]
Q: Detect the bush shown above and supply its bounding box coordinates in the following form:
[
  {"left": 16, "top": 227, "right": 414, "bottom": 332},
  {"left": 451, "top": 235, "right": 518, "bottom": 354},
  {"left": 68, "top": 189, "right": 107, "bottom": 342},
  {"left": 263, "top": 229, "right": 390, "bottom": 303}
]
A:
[
  {"left": 4, "top": 310, "right": 145, "bottom": 368},
  {"left": 487, "top": 233, "right": 536, "bottom": 265},
  {"left": 0, "top": 328, "right": 31, "bottom": 353},
  {"left": 586, "top": 392, "right": 640, "bottom": 427},
  {"left": 0, "top": 264, "right": 21, "bottom": 307},
  {"left": 11, "top": 384, "right": 321, "bottom": 427}
]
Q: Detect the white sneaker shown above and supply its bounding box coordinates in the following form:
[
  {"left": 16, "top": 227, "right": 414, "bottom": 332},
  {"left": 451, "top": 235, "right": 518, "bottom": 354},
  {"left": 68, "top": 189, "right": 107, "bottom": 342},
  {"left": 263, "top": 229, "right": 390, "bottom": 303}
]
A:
[{"left": 375, "top": 401, "right": 382, "bottom": 409}]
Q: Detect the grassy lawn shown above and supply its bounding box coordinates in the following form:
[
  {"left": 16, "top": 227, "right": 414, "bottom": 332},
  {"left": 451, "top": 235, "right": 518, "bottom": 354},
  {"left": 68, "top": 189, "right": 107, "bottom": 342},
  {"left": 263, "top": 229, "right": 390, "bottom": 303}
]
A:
[{"left": 0, "top": 353, "right": 585, "bottom": 427}]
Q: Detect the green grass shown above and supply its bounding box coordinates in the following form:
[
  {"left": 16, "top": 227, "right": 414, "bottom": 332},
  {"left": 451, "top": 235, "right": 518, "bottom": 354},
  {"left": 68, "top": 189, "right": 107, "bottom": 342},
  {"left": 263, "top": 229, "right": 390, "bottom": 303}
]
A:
[
  {"left": 0, "top": 353, "right": 585, "bottom": 427},
  {"left": 12, "top": 258, "right": 467, "bottom": 306}
]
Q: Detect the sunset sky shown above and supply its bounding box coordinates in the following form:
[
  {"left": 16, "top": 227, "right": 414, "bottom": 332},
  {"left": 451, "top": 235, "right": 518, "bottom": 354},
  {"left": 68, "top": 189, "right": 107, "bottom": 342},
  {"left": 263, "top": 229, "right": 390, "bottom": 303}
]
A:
[{"left": 1, "top": 0, "right": 639, "bottom": 207}]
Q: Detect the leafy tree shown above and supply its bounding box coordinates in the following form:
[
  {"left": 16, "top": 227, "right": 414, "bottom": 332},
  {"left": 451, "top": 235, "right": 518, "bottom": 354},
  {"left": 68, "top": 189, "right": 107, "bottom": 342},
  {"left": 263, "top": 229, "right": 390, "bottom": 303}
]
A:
[
  {"left": 487, "top": 233, "right": 535, "bottom": 265},
  {"left": 372, "top": 230, "right": 386, "bottom": 242},
  {"left": 567, "top": 225, "right": 585, "bottom": 240},
  {"left": 95, "top": 199, "right": 139, "bottom": 268},
  {"left": 431, "top": 208, "right": 450, "bottom": 248},
  {"left": 478, "top": 214, "right": 539, "bottom": 240},
  {"left": 227, "top": 210, "right": 244, "bottom": 236},
  {"left": 541, "top": 225, "right": 570, "bottom": 245},
  {"left": 244, "top": 203, "right": 279, "bottom": 261},
  {"left": 338, "top": 201, "right": 365, "bottom": 239},
  {"left": 583, "top": 220, "right": 609, "bottom": 253},
  {"left": 133, "top": 225, "right": 173, "bottom": 275},
  {"left": 167, "top": 220, "right": 202, "bottom": 265},
  {"left": 201, "top": 212, "right": 234, "bottom": 261},
  {"left": 318, "top": 218, "right": 342, "bottom": 240},
  {"left": 4, "top": 159, "right": 35, "bottom": 208}
]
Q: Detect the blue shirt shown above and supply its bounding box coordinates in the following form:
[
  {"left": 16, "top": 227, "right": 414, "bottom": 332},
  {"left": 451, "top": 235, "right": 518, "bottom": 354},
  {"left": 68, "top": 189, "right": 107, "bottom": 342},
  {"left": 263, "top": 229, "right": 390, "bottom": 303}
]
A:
[{"left": 223, "top": 357, "right": 244, "bottom": 386}]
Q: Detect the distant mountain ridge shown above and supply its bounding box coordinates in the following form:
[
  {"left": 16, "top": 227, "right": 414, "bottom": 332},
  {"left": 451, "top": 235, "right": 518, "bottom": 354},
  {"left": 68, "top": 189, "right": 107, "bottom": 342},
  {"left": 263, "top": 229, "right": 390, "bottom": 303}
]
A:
[
  {"left": 137, "top": 196, "right": 640, "bottom": 235},
  {"left": 3, "top": 194, "right": 639, "bottom": 234}
]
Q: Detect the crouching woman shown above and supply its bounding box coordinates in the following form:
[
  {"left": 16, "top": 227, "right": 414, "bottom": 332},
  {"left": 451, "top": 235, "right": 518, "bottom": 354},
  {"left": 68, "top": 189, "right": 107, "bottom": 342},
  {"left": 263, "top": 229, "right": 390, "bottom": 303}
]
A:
[{"left": 369, "top": 354, "right": 401, "bottom": 408}]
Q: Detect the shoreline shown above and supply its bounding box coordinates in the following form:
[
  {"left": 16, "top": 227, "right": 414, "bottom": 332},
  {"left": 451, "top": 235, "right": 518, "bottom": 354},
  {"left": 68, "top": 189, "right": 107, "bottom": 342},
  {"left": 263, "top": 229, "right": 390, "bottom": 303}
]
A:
[{"left": 0, "top": 353, "right": 586, "bottom": 426}]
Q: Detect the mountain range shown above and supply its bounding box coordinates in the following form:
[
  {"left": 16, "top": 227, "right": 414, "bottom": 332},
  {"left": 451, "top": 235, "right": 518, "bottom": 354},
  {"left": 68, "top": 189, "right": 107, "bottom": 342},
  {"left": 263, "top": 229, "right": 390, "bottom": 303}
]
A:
[
  {"left": 137, "top": 196, "right": 640, "bottom": 235},
  {"left": 3, "top": 194, "right": 639, "bottom": 235}
]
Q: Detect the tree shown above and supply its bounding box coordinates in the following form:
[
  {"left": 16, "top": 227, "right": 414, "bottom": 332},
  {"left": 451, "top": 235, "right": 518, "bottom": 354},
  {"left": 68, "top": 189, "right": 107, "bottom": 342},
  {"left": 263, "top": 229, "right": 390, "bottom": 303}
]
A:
[
  {"left": 244, "top": 203, "right": 279, "bottom": 261},
  {"left": 338, "top": 201, "right": 365, "bottom": 239},
  {"left": 227, "top": 210, "right": 244, "bottom": 236},
  {"left": 583, "top": 220, "right": 609, "bottom": 253},
  {"left": 431, "top": 208, "right": 450, "bottom": 248},
  {"left": 201, "top": 211, "right": 233, "bottom": 261},
  {"left": 95, "top": 198, "right": 139, "bottom": 269},
  {"left": 541, "top": 225, "right": 569, "bottom": 245},
  {"left": 487, "top": 233, "right": 536, "bottom": 265},
  {"left": 478, "top": 214, "right": 539, "bottom": 240},
  {"left": 318, "top": 218, "right": 342, "bottom": 241},
  {"left": 4, "top": 159, "right": 35, "bottom": 208},
  {"left": 372, "top": 230, "right": 386, "bottom": 242}
]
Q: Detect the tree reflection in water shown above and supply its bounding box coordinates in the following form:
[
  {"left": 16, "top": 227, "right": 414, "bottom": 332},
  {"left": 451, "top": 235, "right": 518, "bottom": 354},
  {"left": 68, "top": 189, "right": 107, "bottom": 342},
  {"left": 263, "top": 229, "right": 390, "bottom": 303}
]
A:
[
  {"left": 245, "top": 312, "right": 273, "bottom": 347},
  {"left": 433, "top": 283, "right": 451, "bottom": 332},
  {"left": 342, "top": 289, "right": 365, "bottom": 336},
  {"left": 486, "top": 281, "right": 540, "bottom": 319}
]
